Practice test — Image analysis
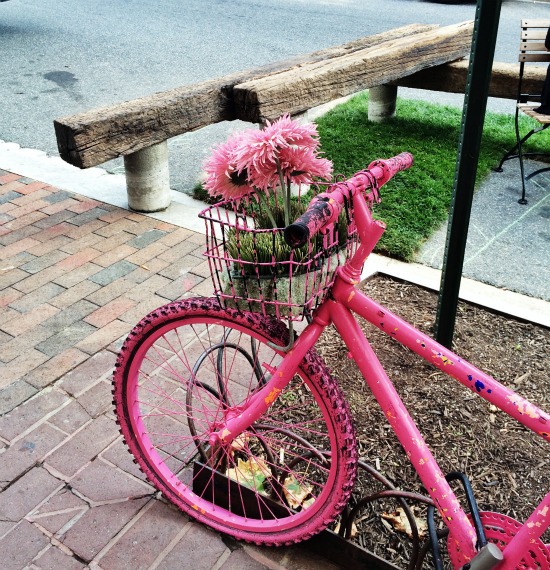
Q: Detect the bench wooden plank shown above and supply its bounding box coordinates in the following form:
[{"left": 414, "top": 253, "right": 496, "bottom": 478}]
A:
[
  {"left": 521, "top": 19, "right": 550, "bottom": 28},
  {"left": 390, "top": 59, "right": 547, "bottom": 100},
  {"left": 520, "top": 41, "right": 547, "bottom": 51},
  {"left": 54, "top": 23, "right": 436, "bottom": 168},
  {"left": 54, "top": 77, "right": 236, "bottom": 169},
  {"left": 519, "top": 54, "right": 550, "bottom": 62},
  {"left": 232, "top": 21, "right": 474, "bottom": 123},
  {"left": 521, "top": 29, "right": 550, "bottom": 40}
]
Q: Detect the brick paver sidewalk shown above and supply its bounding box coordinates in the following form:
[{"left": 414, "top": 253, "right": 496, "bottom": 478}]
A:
[{"left": 0, "top": 172, "right": 339, "bottom": 570}]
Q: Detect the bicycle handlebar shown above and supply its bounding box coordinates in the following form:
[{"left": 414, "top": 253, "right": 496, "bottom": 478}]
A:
[{"left": 283, "top": 152, "right": 414, "bottom": 248}]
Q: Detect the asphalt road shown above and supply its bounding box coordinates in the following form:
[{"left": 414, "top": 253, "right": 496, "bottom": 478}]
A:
[{"left": 2, "top": 0, "right": 550, "bottom": 192}]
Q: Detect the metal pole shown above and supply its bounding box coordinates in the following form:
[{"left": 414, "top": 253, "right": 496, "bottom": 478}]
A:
[{"left": 435, "top": 0, "right": 503, "bottom": 347}]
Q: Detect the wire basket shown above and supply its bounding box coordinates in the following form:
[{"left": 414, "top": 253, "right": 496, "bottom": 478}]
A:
[{"left": 199, "top": 192, "right": 358, "bottom": 321}]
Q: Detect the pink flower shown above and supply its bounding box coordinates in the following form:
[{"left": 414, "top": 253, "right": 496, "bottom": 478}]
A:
[
  {"left": 232, "top": 115, "right": 332, "bottom": 191},
  {"left": 202, "top": 115, "right": 333, "bottom": 214},
  {"left": 262, "top": 114, "right": 320, "bottom": 150},
  {"left": 203, "top": 132, "right": 254, "bottom": 200},
  {"left": 244, "top": 146, "right": 333, "bottom": 190},
  {"left": 278, "top": 146, "right": 333, "bottom": 184}
]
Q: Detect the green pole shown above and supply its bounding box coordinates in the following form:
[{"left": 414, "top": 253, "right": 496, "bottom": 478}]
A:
[{"left": 435, "top": 0, "right": 503, "bottom": 347}]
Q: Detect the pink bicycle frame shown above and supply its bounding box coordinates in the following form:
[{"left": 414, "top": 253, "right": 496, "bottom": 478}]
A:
[
  {"left": 212, "top": 168, "right": 550, "bottom": 568},
  {"left": 329, "top": 281, "right": 550, "bottom": 569}
]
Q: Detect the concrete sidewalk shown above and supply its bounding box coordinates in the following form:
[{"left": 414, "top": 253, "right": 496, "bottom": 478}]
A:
[
  {"left": 0, "top": 172, "right": 339, "bottom": 570},
  {"left": 416, "top": 158, "right": 550, "bottom": 302}
]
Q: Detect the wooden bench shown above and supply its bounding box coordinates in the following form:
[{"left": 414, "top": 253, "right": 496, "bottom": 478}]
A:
[
  {"left": 53, "top": 21, "right": 476, "bottom": 211},
  {"left": 231, "top": 21, "right": 473, "bottom": 122},
  {"left": 493, "top": 19, "right": 550, "bottom": 204},
  {"left": 389, "top": 59, "right": 546, "bottom": 100}
]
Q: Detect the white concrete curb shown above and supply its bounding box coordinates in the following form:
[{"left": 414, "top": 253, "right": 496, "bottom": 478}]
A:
[
  {"left": 361, "top": 255, "right": 550, "bottom": 329},
  {"left": 0, "top": 140, "right": 206, "bottom": 234}
]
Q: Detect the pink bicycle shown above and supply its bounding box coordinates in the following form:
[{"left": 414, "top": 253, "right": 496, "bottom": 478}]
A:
[{"left": 112, "top": 153, "right": 549, "bottom": 569}]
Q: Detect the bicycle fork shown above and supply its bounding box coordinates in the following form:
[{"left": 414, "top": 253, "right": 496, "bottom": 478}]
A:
[{"left": 207, "top": 316, "right": 326, "bottom": 449}]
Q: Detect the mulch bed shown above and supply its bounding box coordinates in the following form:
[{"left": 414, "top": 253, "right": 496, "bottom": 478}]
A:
[{"left": 315, "top": 275, "right": 549, "bottom": 565}]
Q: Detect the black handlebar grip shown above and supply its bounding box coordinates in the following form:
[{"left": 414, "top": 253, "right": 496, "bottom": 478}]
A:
[
  {"left": 283, "top": 222, "right": 310, "bottom": 248},
  {"left": 283, "top": 197, "right": 333, "bottom": 249}
]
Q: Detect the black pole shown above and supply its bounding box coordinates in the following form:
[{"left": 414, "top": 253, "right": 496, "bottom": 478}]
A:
[{"left": 435, "top": 0, "right": 503, "bottom": 347}]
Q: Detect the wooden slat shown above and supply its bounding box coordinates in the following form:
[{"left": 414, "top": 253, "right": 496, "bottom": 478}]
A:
[
  {"left": 233, "top": 21, "right": 474, "bottom": 123},
  {"left": 521, "top": 19, "right": 550, "bottom": 28},
  {"left": 54, "top": 23, "right": 437, "bottom": 168},
  {"left": 518, "top": 103, "right": 550, "bottom": 124},
  {"left": 390, "top": 60, "right": 547, "bottom": 100},
  {"left": 519, "top": 54, "right": 550, "bottom": 62},
  {"left": 520, "top": 41, "right": 547, "bottom": 51},
  {"left": 522, "top": 30, "right": 549, "bottom": 40}
]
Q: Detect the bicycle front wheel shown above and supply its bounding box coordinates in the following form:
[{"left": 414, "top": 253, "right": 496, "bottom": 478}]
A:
[{"left": 113, "top": 297, "right": 357, "bottom": 545}]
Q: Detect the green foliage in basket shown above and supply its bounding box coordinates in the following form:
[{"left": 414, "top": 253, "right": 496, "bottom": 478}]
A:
[{"left": 225, "top": 200, "right": 349, "bottom": 277}]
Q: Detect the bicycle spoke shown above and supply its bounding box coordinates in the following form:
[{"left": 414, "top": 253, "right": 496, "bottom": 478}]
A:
[{"left": 113, "top": 300, "right": 356, "bottom": 543}]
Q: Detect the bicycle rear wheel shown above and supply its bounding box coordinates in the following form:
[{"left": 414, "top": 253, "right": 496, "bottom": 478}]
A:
[{"left": 113, "top": 297, "right": 357, "bottom": 545}]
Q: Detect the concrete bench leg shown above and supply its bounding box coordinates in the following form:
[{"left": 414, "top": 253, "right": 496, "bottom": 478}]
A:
[
  {"left": 368, "top": 85, "right": 397, "bottom": 122},
  {"left": 124, "top": 141, "right": 171, "bottom": 212}
]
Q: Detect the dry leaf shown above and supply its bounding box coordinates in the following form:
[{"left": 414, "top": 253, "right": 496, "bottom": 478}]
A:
[
  {"left": 333, "top": 521, "right": 358, "bottom": 538},
  {"left": 282, "top": 475, "right": 315, "bottom": 510},
  {"left": 226, "top": 457, "right": 271, "bottom": 494},
  {"left": 230, "top": 433, "right": 250, "bottom": 452},
  {"left": 381, "top": 508, "right": 427, "bottom": 540}
]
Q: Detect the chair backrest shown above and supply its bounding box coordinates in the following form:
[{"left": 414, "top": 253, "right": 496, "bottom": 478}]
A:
[
  {"left": 517, "top": 20, "right": 550, "bottom": 103},
  {"left": 519, "top": 19, "right": 550, "bottom": 63}
]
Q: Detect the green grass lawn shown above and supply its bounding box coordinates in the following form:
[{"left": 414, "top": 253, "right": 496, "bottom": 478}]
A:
[{"left": 316, "top": 91, "right": 550, "bottom": 260}]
